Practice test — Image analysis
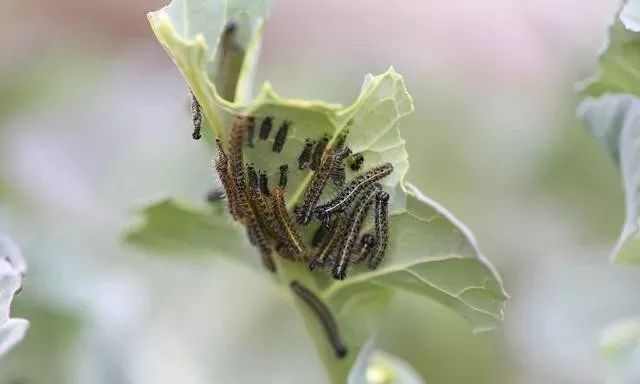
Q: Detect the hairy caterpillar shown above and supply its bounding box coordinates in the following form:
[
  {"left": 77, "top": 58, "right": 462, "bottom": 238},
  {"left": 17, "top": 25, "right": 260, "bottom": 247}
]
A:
[
  {"left": 279, "top": 164, "right": 288, "bottom": 188},
  {"left": 258, "top": 170, "right": 270, "bottom": 196},
  {"left": 272, "top": 187, "right": 308, "bottom": 260},
  {"left": 310, "top": 134, "right": 329, "bottom": 171},
  {"left": 246, "top": 116, "right": 256, "bottom": 147},
  {"left": 190, "top": 90, "right": 202, "bottom": 140},
  {"left": 369, "top": 189, "right": 390, "bottom": 269},
  {"left": 272, "top": 120, "right": 290, "bottom": 153},
  {"left": 297, "top": 139, "right": 314, "bottom": 170},
  {"left": 309, "top": 213, "right": 345, "bottom": 271},
  {"left": 259, "top": 116, "right": 273, "bottom": 140},
  {"left": 349, "top": 153, "right": 364, "bottom": 171}
]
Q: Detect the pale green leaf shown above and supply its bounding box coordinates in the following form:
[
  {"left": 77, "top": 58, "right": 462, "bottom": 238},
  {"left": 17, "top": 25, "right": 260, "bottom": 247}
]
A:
[
  {"left": 600, "top": 318, "right": 640, "bottom": 384},
  {"left": 348, "top": 341, "right": 425, "bottom": 384},
  {"left": 579, "top": 94, "right": 640, "bottom": 265},
  {"left": 0, "top": 235, "right": 28, "bottom": 358}
]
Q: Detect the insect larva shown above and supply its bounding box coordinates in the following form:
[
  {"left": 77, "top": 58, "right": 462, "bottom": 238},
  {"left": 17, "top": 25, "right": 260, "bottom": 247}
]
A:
[
  {"left": 229, "top": 116, "right": 252, "bottom": 220},
  {"left": 310, "top": 134, "right": 329, "bottom": 171},
  {"left": 246, "top": 116, "right": 256, "bottom": 147},
  {"left": 309, "top": 213, "right": 345, "bottom": 270},
  {"left": 354, "top": 233, "right": 376, "bottom": 263},
  {"left": 297, "top": 139, "right": 314, "bottom": 169},
  {"left": 246, "top": 164, "right": 276, "bottom": 236},
  {"left": 190, "top": 90, "right": 202, "bottom": 140},
  {"left": 258, "top": 170, "right": 270, "bottom": 196},
  {"left": 246, "top": 163, "right": 258, "bottom": 190},
  {"left": 246, "top": 222, "right": 276, "bottom": 272},
  {"left": 349, "top": 153, "right": 365, "bottom": 171},
  {"left": 334, "top": 130, "right": 348, "bottom": 149},
  {"left": 311, "top": 225, "right": 328, "bottom": 248},
  {"left": 272, "top": 120, "right": 290, "bottom": 153},
  {"left": 296, "top": 148, "right": 338, "bottom": 225},
  {"left": 279, "top": 164, "right": 288, "bottom": 188},
  {"left": 259, "top": 116, "right": 273, "bottom": 140},
  {"left": 290, "top": 280, "right": 347, "bottom": 359},
  {"left": 206, "top": 188, "right": 226, "bottom": 203},
  {"left": 214, "top": 139, "right": 239, "bottom": 219},
  {"left": 369, "top": 189, "right": 390, "bottom": 269},
  {"left": 272, "top": 187, "right": 308, "bottom": 260},
  {"left": 329, "top": 147, "right": 351, "bottom": 188},
  {"left": 332, "top": 185, "right": 379, "bottom": 280},
  {"left": 315, "top": 162, "right": 393, "bottom": 222}
]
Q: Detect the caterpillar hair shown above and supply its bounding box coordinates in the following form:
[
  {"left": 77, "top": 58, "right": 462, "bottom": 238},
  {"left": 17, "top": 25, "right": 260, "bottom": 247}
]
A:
[
  {"left": 259, "top": 116, "right": 273, "bottom": 140},
  {"left": 214, "top": 139, "right": 239, "bottom": 219},
  {"left": 329, "top": 147, "right": 351, "bottom": 188},
  {"left": 315, "top": 162, "right": 393, "bottom": 221},
  {"left": 190, "top": 90, "right": 202, "bottom": 140},
  {"left": 246, "top": 116, "right": 256, "bottom": 147},
  {"left": 332, "top": 185, "right": 379, "bottom": 280},
  {"left": 309, "top": 213, "right": 345, "bottom": 271},
  {"left": 258, "top": 170, "right": 271, "bottom": 196},
  {"left": 272, "top": 187, "right": 308, "bottom": 260},
  {"left": 290, "top": 281, "right": 347, "bottom": 359},
  {"left": 229, "top": 116, "right": 252, "bottom": 220},
  {"left": 310, "top": 134, "right": 329, "bottom": 171},
  {"left": 246, "top": 163, "right": 258, "bottom": 190},
  {"left": 369, "top": 189, "right": 390, "bottom": 269},
  {"left": 349, "top": 153, "right": 365, "bottom": 171},
  {"left": 246, "top": 222, "right": 276, "bottom": 272},
  {"left": 297, "top": 139, "right": 314, "bottom": 169},
  {"left": 272, "top": 120, "right": 290, "bottom": 153},
  {"left": 295, "top": 148, "right": 338, "bottom": 225},
  {"left": 279, "top": 164, "right": 289, "bottom": 188}
]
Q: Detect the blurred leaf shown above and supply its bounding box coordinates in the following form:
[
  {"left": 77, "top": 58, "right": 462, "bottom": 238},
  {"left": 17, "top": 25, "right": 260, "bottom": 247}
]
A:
[
  {"left": 348, "top": 340, "right": 425, "bottom": 384},
  {"left": 144, "top": 0, "right": 507, "bottom": 382},
  {"left": 0, "top": 235, "right": 28, "bottom": 358},
  {"left": 600, "top": 318, "right": 640, "bottom": 384},
  {"left": 579, "top": 0, "right": 640, "bottom": 97}
]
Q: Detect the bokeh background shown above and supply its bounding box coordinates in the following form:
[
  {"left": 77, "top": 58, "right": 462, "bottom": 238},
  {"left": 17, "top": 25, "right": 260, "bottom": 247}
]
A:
[{"left": 0, "top": 0, "right": 636, "bottom": 383}]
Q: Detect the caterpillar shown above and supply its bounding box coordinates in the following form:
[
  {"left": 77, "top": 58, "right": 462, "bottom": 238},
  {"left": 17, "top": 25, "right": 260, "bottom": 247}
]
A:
[
  {"left": 206, "top": 188, "right": 226, "bottom": 203},
  {"left": 329, "top": 147, "right": 351, "bottom": 188},
  {"left": 246, "top": 222, "right": 276, "bottom": 272},
  {"left": 315, "top": 162, "right": 393, "bottom": 222},
  {"left": 368, "top": 189, "right": 390, "bottom": 269},
  {"left": 279, "top": 164, "right": 288, "bottom": 188},
  {"left": 272, "top": 120, "right": 290, "bottom": 153},
  {"left": 258, "top": 170, "right": 271, "bottom": 196},
  {"left": 309, "top": 213, "right": 345, "bottom": 271},
  {"left": 259, "top": 116, "right": 273, "bottom": 140},
  {"left": 311, "top": 225, "right": 328, "bottom": 248},
  {"left": 214, "top": 139, "right": 239, "bottom": 219},
  {"left": 290, "top": 281, "right": 347, "bottom": 359},
  {"left": 310, "top": 134, "right": 329, "bottom": 171},
  {"left": 246, "top": 164, "right": 273, "bottom": 229},
  {"left": 334, "top": 130, "right": 348, "bottom": 149},
  {"left": 349, "top": 153, "right": 364, "bottom": 171},
  {"left": 246, "top": 116, "right": 256, "bottom": 147},
  {"left": 229, "top": 116, "right": 252, "bottom": 221},
  {"left": 296, "top": 147, "right": 348, "bottom": 225},
  {"left": 272, "top": 187, "right": 308, "bottom": 260},
  {"left": 297, "top": 139, "right": 314, "bottom": 170},
  {"left": 190, "top": 90, "right": 202, "bottom": 140},
  {"left": 354, "top": 233, "right": 376, "bottom": 263},
  {"left": 332, "top": 185, "right": 379, "bottom": 280}
]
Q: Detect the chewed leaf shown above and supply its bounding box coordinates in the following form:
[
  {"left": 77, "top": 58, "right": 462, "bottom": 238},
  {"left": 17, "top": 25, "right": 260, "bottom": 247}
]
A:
[
  {"left": 0, "top": 235, "right": 28, "bottom": 358},
  {"left": 600, "top": 318, "right": 640, "bottom": 383},
  {"left": 322, "top": 183, "right": 507, "bottom": 333},
  {"left": 579, "top": 94, "right": 640, "bottom": 265}
]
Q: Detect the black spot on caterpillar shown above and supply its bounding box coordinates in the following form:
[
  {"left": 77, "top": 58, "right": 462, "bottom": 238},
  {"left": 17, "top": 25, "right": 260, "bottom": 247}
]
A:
[
  {"left": 214, "top": 139, "right": 239, "bottom": 219},
  {"left": 332, "top": 185, "right": 379, "bottom": 280},
  {"left": 259, "top": 116, "right": 273, "bottom": 140},
  {"left": 297, "top": 139, "right": 314, "bottom": 170},
  {"left": 349, "top": 153, "right": 365, "bottom": 171},
  {"left": 279, "top": 164, "right": 288, "bottom": 188},
  {"left": 272, "top": 120, "right": 290, "bottom": 153},
  {"left": 246, "top": 116, "right": 256, "bottom": 147},
  {"left": 310, "top": 134, "right": 329, "bottom": 171},
  {"left": 290, "top": 280, "right": 347, "bottom": 359},
  {"left": 272, "top": 187, "right": 308, "bottom": 260},
  {"left": 296, "top": 147, "right": 349, "bottom": 225},
  {"left": 190, "top": 90, "right": 202, "bottom": 140},
  {"left": 258, "top": 170, "right": 270, "bottom": 196},
  {"left": 315, "top": 162, "right": 393, "bottom": 222},
  {"left": 309, "top": 213, "right": 345, "bottom": 271},
  {"left": 354, "top": 232, "right": 376, "bottom": 263},
  {"left": 369, "top": 189, "right": 390, "bottom": 269}
]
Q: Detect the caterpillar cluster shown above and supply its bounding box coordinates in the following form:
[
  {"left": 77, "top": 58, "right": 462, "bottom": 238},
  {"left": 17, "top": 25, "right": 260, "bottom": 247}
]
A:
[{"left": 212, "top": 115, "right": 393, "bottom": 280}]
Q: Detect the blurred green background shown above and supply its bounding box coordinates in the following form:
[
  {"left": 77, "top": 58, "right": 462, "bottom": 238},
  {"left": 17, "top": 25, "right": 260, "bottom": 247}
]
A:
[{"left": 1, "top": 0, "right": 638, "bottom": 383}]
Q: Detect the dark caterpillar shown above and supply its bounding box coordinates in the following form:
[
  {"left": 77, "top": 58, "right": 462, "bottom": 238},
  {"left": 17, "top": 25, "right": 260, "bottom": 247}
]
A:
[
  {"left": 214, "top": 139, "right": 239, "bottom": 219},
  {"left": 290, "top": 280, "right": 347, "bottom": 359},
  {"left": 279, "top": 164, "right": 288, "bottom": 188},
  {"left": 332, "top": 185, "right": 379, "bottom": 280},
  {"left": 246, "top": 116, "right": 256, "bottom": 147},
  {"left": 354, "top": 233, "right": 377, "bottom": 263},
  {"left": 310, "top": 134, "right": 329, "bottom": 171},
  {"left": 272, "top": 187, "right": 308, "bottom": 261},
  {"left": 369, "top": 189, "right": 390, "bottom": 269},
  {"left": 190, "top": 90, "right": 202, "bottom": 140},
  {"left": 298, "top": 139, "right": 314, "bottom": 170},
  {"left": 272, "top": 120, "right": 290, "bottom": 153},
  {"left": 315, "top": 162, "right": 393, "bottom": 223},
  {"left": 349, "top": 153, "right": 364, "bottom": 171},
  {"left": 309, "top": 213, "right": 345, "bottom": 271},
  {"left": 258, "top": 170, "right": 270, "bottom": 196},
  {"left": 259, "top": 116, "right": 273, "bottom": 140}
]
